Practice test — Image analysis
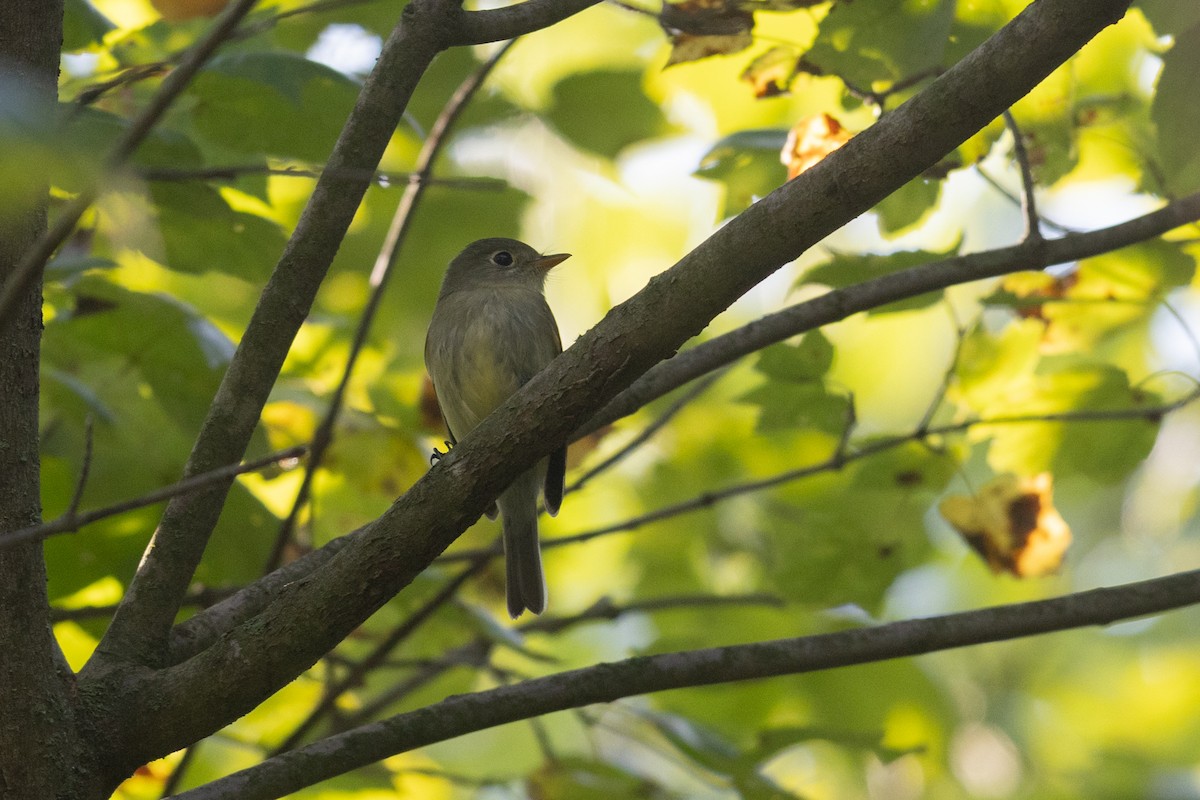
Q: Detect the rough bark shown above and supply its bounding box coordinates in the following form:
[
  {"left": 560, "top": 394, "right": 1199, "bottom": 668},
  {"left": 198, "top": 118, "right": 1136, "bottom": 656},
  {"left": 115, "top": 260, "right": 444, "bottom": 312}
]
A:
[{"left": 0, "top": 3, "right": 105, "bottom": 798}]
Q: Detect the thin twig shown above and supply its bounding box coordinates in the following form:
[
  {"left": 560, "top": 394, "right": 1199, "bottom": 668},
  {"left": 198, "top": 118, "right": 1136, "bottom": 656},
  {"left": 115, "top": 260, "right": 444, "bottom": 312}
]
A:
[
  {"left": 567, "top": 371, "right": 723, "bottom": 494},
  {"left": 158, "top": 740, "right": 200, "bottom": 798},
  {"left": 51, "top": 585, "right": 239, "bottom": 623},
  {"left": 442, "top": 386, "right": 1200, "bottom": 561},
  {"left": 271, "top": 558, "right": 490, "bottom": 754},
  {"left": 262, "top": 39, "right": 518, "bottom": 573},
  {"left": 914, "top": 304, "right": 969, "bottom": 436},
  {"left": 66, "top": 416, "right": 95, "bottom": 520},
  {"left": 976, "top": 166, "right": 1077, "bottom": 235},
  {"left": 346, "top": 640, "right": 492, "bottom": 726},
  {"left": 0, "top": 445, "right": 307, "bottom": 549},
  {"left": 519, "top": 592, "right": 785, "bottom": 635},
  {"left": 140, "top": 163, "right": 505, "bottom": 190},
  {"left": 1002, "top": 110, "right": 1042, "bottom": 241},
  {"left": 0, "top": 0, "right": 264, "bottom": 327},
  {"left": 343, "top": 591, "right": 779, "bottom": 729}
]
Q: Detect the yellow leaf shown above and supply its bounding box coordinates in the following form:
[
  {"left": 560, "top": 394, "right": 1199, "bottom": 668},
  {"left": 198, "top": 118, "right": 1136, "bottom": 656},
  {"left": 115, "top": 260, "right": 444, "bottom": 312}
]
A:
[
  {"left": 939, "top": 473, "right": 1071, "bottom": 578},
  {"left": 780, "top": 113, "right": 854, "bottom": 180}
]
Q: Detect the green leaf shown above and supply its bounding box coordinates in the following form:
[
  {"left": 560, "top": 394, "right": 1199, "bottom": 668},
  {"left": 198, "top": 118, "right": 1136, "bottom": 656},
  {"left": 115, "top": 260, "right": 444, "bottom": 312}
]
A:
[
  {"left": 982, "top": 360, "right": 1162, "bottom": 482},
  {"left": 805, "top": 0, "right": 955, "bottom": 85},
  {"left": 695, "top": 129, "right": 788, "bottom": 217},
  {"left": 189, "top": 51, "right": 360, "bottom": 160},
  {"left": 741, "top": 382, "right": 850, "bottom": 435},
  {"left": 51, "top": 106, "right": 205, "bottom": 192},
  {"left": 63, "top": 0, "right": 115, "bottom": 51},
  {"left": 44, "top": 276, "right": 234, "bottom": 432},
  {"left": 876, "top": 176, "right": 942, "bottom": 237},
  {"left": 1151, "top": 22, "right": 1200, "bottom": 194},
  {"left": 546, "top": 70, "right": 674, "bottom": 158},
  {"left": 800, "top": 246, "right": 956, "bottom": 314},
  {"left": 754, "top": 333, "right": 834, "bottom": 382},
  {"left": 148, "top": 183, "right": 286, "bottom": 279},
  {"left": 768, "top": 477, "right": 934, "bottom": 610}
]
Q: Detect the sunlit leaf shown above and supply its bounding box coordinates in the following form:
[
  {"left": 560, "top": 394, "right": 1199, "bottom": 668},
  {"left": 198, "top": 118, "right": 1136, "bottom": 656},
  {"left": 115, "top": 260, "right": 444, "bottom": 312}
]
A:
[
  {"left": 780, "top": 113, "right": 854, "bottom": 180},
  {"left": 741, "top": 46, "right": 799, "bottom": 98},
  {"left": 695, "top": 129, "right": 788, "bottom": 216},
  {"left": 188, "top": 51, "right": 360, "bottom": 160},
  {"left": 63, "top": 0, "right": 115, "bottom": 50},
  {"left": 661, "top": 0, "right": 755, "bottom": 66},
  {"left": 940, "top": 473, "right": 1072, "bottom": 577},
  {"left": 1151, "top": 22, "right": 1200, "bottom": 194}
]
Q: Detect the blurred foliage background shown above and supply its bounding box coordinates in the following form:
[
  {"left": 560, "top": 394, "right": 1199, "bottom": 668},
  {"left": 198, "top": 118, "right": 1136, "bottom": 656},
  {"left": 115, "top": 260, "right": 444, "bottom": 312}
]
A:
[{"left": 26, "top": 0, "right": 1200, "bottom": 796}]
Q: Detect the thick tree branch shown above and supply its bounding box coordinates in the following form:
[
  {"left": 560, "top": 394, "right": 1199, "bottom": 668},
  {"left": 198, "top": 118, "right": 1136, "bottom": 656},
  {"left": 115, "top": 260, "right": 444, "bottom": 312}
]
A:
[
  {"left": 264, "top": 38, "right": 516, "bottom": 573},
  {"left": 88, "top": 1, "right": 448, "bottom": 669},
  {"left": 0, "top": 2, "right": 104, "bottom": 795},
  {"left": 448, "top": 0, "right": 603, "bottom": 45},
  {"left": 176, "top": 566, "right": 1200, "bottom": 800},
  {"left": 167, "top": 185, "right": 1200, "bottom": 663},
  {"left": 94, "top": 0, "right": 1135, "bottom": 772},
  {"left": 585, "top": 189, "right": 1200, "bottom": 434}
]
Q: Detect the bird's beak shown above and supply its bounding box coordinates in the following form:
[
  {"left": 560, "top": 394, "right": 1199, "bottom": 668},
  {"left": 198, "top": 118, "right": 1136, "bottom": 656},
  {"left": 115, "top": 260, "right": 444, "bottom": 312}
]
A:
[{"left": 535, "top": 253, "right": 571, "bottom": 272}]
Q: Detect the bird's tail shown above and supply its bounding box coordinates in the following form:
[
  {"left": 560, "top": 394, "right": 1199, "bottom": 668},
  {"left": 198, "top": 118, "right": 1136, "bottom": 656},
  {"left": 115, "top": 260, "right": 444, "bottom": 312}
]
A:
[{"left": 498, "top": 468, "right": 547, "bottom": 619}]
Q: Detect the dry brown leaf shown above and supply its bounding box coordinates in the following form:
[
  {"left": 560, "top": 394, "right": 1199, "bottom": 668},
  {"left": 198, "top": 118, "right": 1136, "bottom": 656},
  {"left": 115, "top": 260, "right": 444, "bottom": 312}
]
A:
[
  {"left": 661, "top": 0, "right": 755, "bottom": 66},
  {"left": 780, "top": 113, "right": 854, "bottom": 179},
  {"left": 939, "top": 473, "right": 1072, "bottom": 578},
  {"left": 740, "top": 46, "right": 799, "bottom": 98}
]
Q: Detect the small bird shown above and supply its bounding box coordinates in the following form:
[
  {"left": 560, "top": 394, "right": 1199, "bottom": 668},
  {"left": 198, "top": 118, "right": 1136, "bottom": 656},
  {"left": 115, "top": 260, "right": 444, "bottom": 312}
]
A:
[{"left": 424, "top": 238, "right": 569, "bottom": 618}]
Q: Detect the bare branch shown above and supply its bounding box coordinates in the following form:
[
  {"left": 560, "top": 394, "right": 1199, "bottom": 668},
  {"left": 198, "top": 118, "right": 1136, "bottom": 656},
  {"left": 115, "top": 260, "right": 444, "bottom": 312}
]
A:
[
  {"left": 584, "top": 190, "right": 1200, "bottom": 435},
  {"left": 567, "top": 371, "right": 724, "bottom": 495},
  {"left": 0, "top": 446, "right": 307, "bottom": 550},
  {"left": 173, "top": 565, "right": 1200, "bottom": 800},
  {"left": 85, "top": 1, "right": 449, "bottom": 669},
  {"left": 99, "top": 0, "right": 1137, "bottom": 768},
  {"left": 1002, "top": 109, "right": 1042, "bottom": 241},
  {"left": 264, "top": 39, "right": 517, "bottom": 573},
  {"left": 0, "top": 0, "right": 263, "bottom": 326},
  {"left": 271, "top": 559, "right": 489, "bottom": 754},
  {"left": 449, "top": 0, "right": 604, "bottom": 46}
]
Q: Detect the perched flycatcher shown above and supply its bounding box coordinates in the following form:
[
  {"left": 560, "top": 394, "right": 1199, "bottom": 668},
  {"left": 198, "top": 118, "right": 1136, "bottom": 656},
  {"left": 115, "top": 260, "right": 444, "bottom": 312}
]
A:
[{"left": 424, "top": 238, "right": 569, "bottom": 618}]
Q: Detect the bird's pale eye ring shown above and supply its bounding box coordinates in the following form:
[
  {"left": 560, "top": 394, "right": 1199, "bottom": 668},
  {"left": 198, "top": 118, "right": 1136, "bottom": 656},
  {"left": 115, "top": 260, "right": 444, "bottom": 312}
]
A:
[{"left": 492, "top": 251, "right": 514, "bottom": 267}]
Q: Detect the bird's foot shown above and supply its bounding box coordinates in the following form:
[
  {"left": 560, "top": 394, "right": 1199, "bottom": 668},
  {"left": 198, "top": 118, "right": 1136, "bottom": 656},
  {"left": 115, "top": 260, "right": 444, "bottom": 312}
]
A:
[{"left": 429, "top": 440, "right": 454, "bottom": 465}]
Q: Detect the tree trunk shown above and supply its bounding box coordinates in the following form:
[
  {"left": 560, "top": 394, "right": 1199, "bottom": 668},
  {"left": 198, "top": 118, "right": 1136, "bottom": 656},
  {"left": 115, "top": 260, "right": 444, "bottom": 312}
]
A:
[{"left": 0, "top": 4, "right": 108, "bottom": 798}]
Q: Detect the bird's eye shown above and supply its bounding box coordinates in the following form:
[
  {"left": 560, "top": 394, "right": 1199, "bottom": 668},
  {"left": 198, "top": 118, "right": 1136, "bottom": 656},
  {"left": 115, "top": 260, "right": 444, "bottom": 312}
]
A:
[{"left": 492, "top": 251, "right": 514, "bottom": 267}]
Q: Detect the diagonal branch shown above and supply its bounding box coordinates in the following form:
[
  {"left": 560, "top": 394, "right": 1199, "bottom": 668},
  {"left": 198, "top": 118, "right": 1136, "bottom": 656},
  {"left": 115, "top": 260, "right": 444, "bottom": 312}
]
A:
[
  {"left": 450, "top": 0, "right": 603, "bottom": 45},
  {"left": 165, "top": 151, "right": 1196, "bottom": 668},
  {"left": 93, "top": 0, "right": 1137, "bottom": 770},
  {"left": 87, "top": 0, "right": 450, "bottom": 669},
  {"left": 174, "top": 565, "right": 1200, "bottom": 800},
  {"left": 0, "top": 446, "right": 307, "bottom": 550},
  {"left": 263, "top": 38, "right": 517, "bottom": 574},
  {"left": 584, "top": 189, "right": 1200, "bottom": 435}
]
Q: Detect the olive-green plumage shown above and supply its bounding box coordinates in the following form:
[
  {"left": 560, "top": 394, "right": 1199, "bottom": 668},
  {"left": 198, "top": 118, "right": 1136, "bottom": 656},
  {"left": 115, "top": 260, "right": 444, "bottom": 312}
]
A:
[{"left": 424, "top": 238, "right": 568, "bottom": 617}]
